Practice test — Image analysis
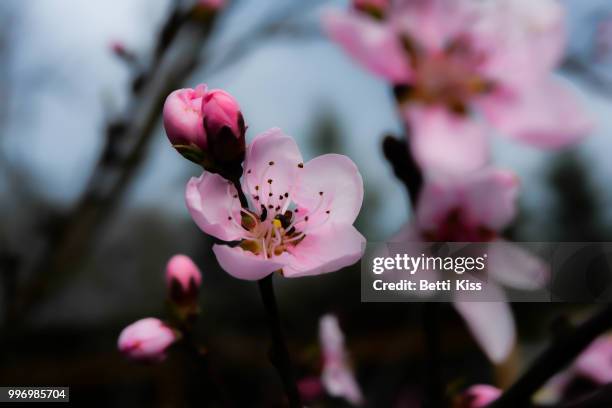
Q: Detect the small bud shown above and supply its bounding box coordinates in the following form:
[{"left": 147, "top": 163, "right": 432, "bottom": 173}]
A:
[
  {"left": 166, "top": 254, "right": 202, "bottom": 303},
  {"left": 353, "top": 0, "right": 389, "bottom": 18},
  {"left": 201, "top": 89, "right": 246, "bottom": 176},
  {"left": 454, "top": 385, "right": 501, "bottom": 408},
  {"left": 163, "top": 84, "right": 208, "bottom": 162},
  {"left": 118, "top": 318, "right": 177, "bottom": 362},
  {"left": 197, "top": 0, "right": 225, "bottom": 11}
]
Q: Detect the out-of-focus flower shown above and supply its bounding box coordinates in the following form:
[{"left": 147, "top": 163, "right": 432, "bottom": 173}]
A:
[
  {"left": 166, "top": 254, "right": 202, "bottom": 303},
  {"left": 186, "top": 128, "right": 365, "bottom": 280},
  {"left": 298, "top": 376, "right": 325, "bottom": 403},
  {"left": 163, "top": 84, "right": 208, "bottom": 154},
  {"left": 594, "top": 17, "right": 612, "bottom": 62},
  {"left": 539, "top": 334, "right": 612, "bottom": 403},
  {"left": 110, "top": 40, "right": 127, "bottom": 57},
  {"left": 319, "top": 315, "right": 364, "bottom": 406},
  {"left": 197, "top": 0, "right": 225, "bottom": 11},
  {"left": 454, "top": 385, "right": 501, "bottom": 408},
  {"left": 323, "top": 0, "right": 593, "bottom": 174},
  {"left": 388, "top": 168, "right": 548, "bottom": 362},
  {"left": 118, "top": 318, "right": 177, "bottom": 362},
  {"left": 353, "top": 0, "right": 389, "bottom": 18},
  {"left": 163, "top": 85, "right": 246, "bottom": 176}
]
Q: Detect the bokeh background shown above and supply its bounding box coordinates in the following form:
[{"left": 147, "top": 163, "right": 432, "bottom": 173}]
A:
[{"left": 1, "top": 0, "right": 612, "bottom": 406}]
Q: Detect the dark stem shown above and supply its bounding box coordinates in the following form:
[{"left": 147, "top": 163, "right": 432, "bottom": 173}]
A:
[
  {"left": 488, "top": 305, "right": 612, "bottom": 408},
  {"left": 382, "top": 130, "right": 442, "bottom": 407},
  {"left": 257, "top": 275, "right": 302, "bottom": 408},
  {"left": 423, "top": 303, "right": 444, "bottom": 408}
]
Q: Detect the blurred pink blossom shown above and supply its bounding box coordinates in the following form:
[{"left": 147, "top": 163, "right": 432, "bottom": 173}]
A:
[
  {"left": 541, "top": 334, "right": 612, "bottom": 403},
  {"left": 186, "top": 128, "right": 365, "bottom": 280},
  {"left": 594, "top": 17, "right": 612, "bottom": 62},
  {"left": 455, "top": 384, "right": 501, "bottom": 408},
  {"left": 320, "top": 315, "right": 364, "bottom": 406},
  {"left": 198, "top": 0, "right": 225, "bottom": 11},
  {"left": 353, "top": 0, "right": 389, "bottom": 15},
  {"left": 118, "top": 318, "right": 177, "bottom": 362},
  {"left": 323, "top": 0, "right": 592, "bottom": 174},
  {"left": 110, "top": 40, "right": 127, "bottom": 57},
  {"left": 163, "top": 84, "right": 208, "bottom": 150},
  {"left": 297, "top": 376, "right": 325, "bottom": 403},
  {"left": 166, "top": 254, "right": 202, "bottom": 299},
  {"left": 389, "top": 168, "right": 548, "bottom": 362}
]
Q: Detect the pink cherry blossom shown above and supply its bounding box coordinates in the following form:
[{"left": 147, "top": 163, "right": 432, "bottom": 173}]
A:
[
  {"left": 163, "top": 84, "right": 208, "bottom": 150},
  {"left": 320, "top": 315, "right": 364, "bottom": 406},
  {"left": 118, "top": 318, "right": 177, "bottom": 362},
  {"left": 323, "top": 0, "right": 593, "bottom": 174},
  {"left": 388, "top": 168, "right": 548, "bottom": 362},
  {"left": 456, "top": 384, "right": 501, "bottom": 408},
  {"left": 165, "top": 254, "right": 202, "bottom": 296},
  {"left": 186, "top": 128, "right": 365, "bottom": 280}
]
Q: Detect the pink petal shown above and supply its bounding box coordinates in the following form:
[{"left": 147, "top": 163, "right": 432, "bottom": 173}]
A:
[
  {"left": 292, "top": 154, "right": 364, "bottom": 226},
  {"left": 479, "top": 79, "right": 593, "bottom": 149},
  {"left": 416, "top": 177, "right": 463, "bottom": 232},
  {"left": 462, "top": 168, "right": 519, "bottom": 230},
  {"left": 461, "top": 384, "right": 502, "bottom": 407},
  {"left": 477, "top": 0, "right": 566, "bottom": 88},
  {"left": 185, "top": 172, "right": 244, "bottom": 242},
  {"left": 322, "top": 363, "right": 365, "bottom": 406},
  {"left": 320, "top": 314, "right": 345, "bottom": 358},
  {"left": 283, "top": 224, "right": 365, "bottom": 278},
  {"left": 454, "top": 284, "right": 516, "bottom": 363},
  {"left": 392, "top": 0, "right": 477, "bottom": 52},
  {"left": 242, "top": 128, "right": 303, "bottom": 208},
  {"left": 212, "top": 244, "right": 286, "bottom": 281},
  {"left": 405, "top": 107, "right": 489, "bottom": 175},
  {"left": 322, "top": 9, "right": 412, "bottom": 83},
  {"left": 487, "top": 239, "right": 549, "bottom": 290},
  {"left": 574, "top": 336, "right": 612, "bottom": 384}
]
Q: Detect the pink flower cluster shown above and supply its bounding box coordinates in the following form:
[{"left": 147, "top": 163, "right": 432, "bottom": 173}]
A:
[
  {"left": 168, "top": 84, "right": 366, "bottom": 280},
  {"left": 324, "top": 0, "right": 593, "bottom": 174}
]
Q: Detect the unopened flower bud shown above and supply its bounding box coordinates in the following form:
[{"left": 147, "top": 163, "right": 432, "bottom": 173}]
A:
[
  {"left": 163, "top": 84, "right": 208, "bottom": 162},
  {"left": 118, "top": 318, "right": 177, "bottom": 362},
  {"left": 166, "top": 254, "right": 202, "bottom": 303},
  {"left": 198, "top": 0, "right": 225, "bottom": 11},
  {"left": 454, "top": 385, "right": 501, "bottom": 408},
  {"left": 353, "top": 0, "right": 389, "bottom": 18},
  {"left": 201, "top": 89, "right": 246, "bottom": 176}
]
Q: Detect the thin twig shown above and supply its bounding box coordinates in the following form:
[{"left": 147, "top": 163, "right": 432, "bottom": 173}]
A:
[{"left": 488, "top": 305, "right": 612, "bottom": 408}]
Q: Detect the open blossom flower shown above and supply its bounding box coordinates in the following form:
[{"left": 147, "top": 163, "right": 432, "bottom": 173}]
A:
[
  {"left": 166, "top": 254, "right": 202, "bottom": 302},
  {"left": 320, "top": 315, "right": 364, "bottom": 405},
  {"left": 323, "top": 0, "right": 592, "bottom": 173},
  {"left": 118, "top": 318, "right": 177, "bottom": 362},
  {"left": 388, "top": 168, "right": 548, "bottom": 362},
  {"left": 454, "top": 385, "right": 501, "bottom": 408},
  {"left": 186, "top": 128, "right": 365, "bottom": 280}
]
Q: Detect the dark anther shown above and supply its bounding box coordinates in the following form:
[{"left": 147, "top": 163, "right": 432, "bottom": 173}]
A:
[
  {"left": 319, "top": 191, "right": 323, "bottom": 196},
  {"left": 255, "top": 185, "right": 259, "bottom": 191},
  {"left": 267, "top": 179, "right": 273, "bottom": 184},
  {"left": 260, "top": 205, "right": 268, "bottom": 221},
  {"left": 284, "top": 192, "right": 289, "bottom": 198},
  {"left": 269, "top": 161, "right": 274, "bottom": 165},
  {"left": 298, "top": 163, "right": 304, "bottom": 168}
]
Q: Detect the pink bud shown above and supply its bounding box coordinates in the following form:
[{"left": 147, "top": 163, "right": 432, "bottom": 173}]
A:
[
  {"left": 353, "top": 0, "right": 389, "bottom": 16},
  {"left": 163, "top": 84, "right": 208, "bottom": 151},
  {"left": 201, "top": 89, "right": 244, "bottom": 141},
  {"left": 201, "top": 89, "right": 246, "bottom": 169},
  {"left": 110, "top": 41, "right": 127, "bottom": 57},
  {"left": 456, "top": 385, "right": 501, "bottom": 408},
  {"left": 118, "top": 318, "right": 177, "bottom": 362},
  {"left": 166, "top": 254, "right": 202, "bottom": 301},
  {"left": 198, "top": 0, "right": 225, "bottom": 11}
]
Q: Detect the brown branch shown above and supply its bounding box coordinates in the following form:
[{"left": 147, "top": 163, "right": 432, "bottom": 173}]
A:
[
  {"left": 8, "top": 3, "right": 219, "bottom": 323},
  {"left": 487, "top": 305, "right": 612, "bottom": 408}
]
